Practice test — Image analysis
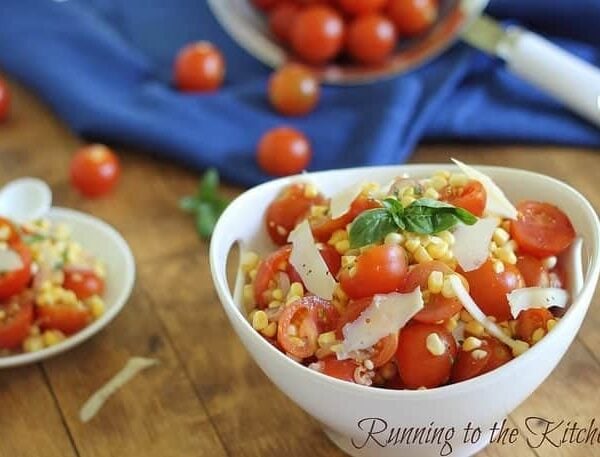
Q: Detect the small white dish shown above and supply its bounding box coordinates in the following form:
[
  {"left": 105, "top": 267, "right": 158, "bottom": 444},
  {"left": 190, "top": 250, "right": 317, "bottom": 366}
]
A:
[{"left": 0, "top": 207, "right": 135, "bottom": 368}]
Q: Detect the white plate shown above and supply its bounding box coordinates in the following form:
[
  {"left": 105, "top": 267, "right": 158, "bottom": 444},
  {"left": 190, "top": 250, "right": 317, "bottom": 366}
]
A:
[{"left": 0, "top": 207, "right": 135, "bottom": 368}]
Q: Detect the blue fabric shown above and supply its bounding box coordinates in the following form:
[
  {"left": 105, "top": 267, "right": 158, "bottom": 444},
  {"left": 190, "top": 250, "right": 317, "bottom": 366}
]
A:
[{"left": 0, "top": 0, "right": 598, "bottom": 186}]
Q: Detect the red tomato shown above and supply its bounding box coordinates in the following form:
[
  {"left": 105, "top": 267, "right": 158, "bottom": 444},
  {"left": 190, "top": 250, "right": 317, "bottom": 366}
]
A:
[
  {"left": 63, "top": 269, "right": 105, "bottom": 300},
  {"left": 0, "top": 78, "right": 10, "bottom": 122},
  {"left": 174, "top": 42, "right": 225, "bottom": 92},
  {"left": 291, "top": 6, "right": 345, "bottom": 64},
  {"left": 451, "top": 337, "right": 512, "bottom": 383},
  {"left": 339, "top": 245, "right": 408, "bottom": 300},
  {"left": 254, "top": 245, "right": 293, "bottom": 307},
  {"left": 38, "top": 303, "right": 92, "bottom": 335},
  {"left": 252, "top": 0, "right": 280, "bottom": 10},
  {"left": 517, "top": 255, "right": 550, "bottom": 288},
  {"left": 0, "top": 294, "right": 34, "bottom": 349},
  {"left": 287, "top": 244, "right": 342, "bottom": 284},
  {"left": 268, "top": 63, "right": 320, "bottom": 116},
  {"left": 320, "top": 357, "right": 358, "bottom": 382},
  {"left": 346, "top": 14, "right": 397, "bottom": 65},
  {"left": 396, "top": 322, "right": 457, "bottom": 389},
  {"left": 265, "top": 182, "right": 324, "bottom": 245},
  {"left": 0, "top": 217, "right": 21, "bottom": 244},
  {"left": 70, "top": 144, "right": 121, "bottom": 198},
  {"left": 0, "top": 243, "right": 32, "bottom": 301},
  {"left": 515, "top": 308, "right": 554, "bottom": 344},
  {"left": 460, "top": 259, "right": 524, "bottom": 322},
  {"left": 337, "top": 0, "right": 388, "bottom": 15},
  {"left": 386, "top": 0, "right": 438, "bottom": 37},
  {"left": 484, "top": 337, "right": 512, "bottom": 372},
  {"left": 257, "top": 127, "right": 312, "bottom": 177},
  {"left": 402, "top": 261, "right": 463, "bottom": 323},
  {"left": 336, "top": 298, "right": 398, "bottom": 367},
  {"left": 269, "top": 2, "right": 301, "bottom": 43},
  {"left": 511, "top": 201, "right": 575, "bottom": 258},
  {"left": 440, "top": 180, "right": 486, "bottom": 217}
]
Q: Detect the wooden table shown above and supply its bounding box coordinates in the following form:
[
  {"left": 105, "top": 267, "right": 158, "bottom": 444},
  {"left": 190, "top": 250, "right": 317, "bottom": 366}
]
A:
[{"left": 0, "top": 75, "right": 599, "bottom": 457}]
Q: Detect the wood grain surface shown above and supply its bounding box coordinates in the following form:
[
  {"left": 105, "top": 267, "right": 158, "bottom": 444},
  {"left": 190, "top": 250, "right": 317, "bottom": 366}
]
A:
[{"left": 0, "top": 74, "right": 598, "bottom": 457}]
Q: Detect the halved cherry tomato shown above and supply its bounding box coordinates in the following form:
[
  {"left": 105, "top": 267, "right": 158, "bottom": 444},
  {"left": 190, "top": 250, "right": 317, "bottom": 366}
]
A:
[
  {"left": 320, "top": 357, "right": 358, "bottom": 383},
  {"left": 0, "top": 243, "right": 32, "bottom": 301},
  {"left": 287, "top": 244, "right": 341, "bottom": 284},
  {"left": 63, "top": 269, "right": 105, "bottom": 300},
  {"left": 268, "top": 2, "right": 301, "bottom": 44},
  {"left": 517, "top": 255, "right": 549, "bottom": 288},
  {"left": 339, "top": 245, "right": 408, "bottom": 300},
  {"left": 38, "top": 303, "right": 92, "bottom": 335},
  {"left": 253, "top": 245, "right": 293, "bottom": 308},
  {"left": 386, "top": 0, "right": 438, "bottom": 37},
  {"left": 291, "top": 6, "right": 344, "bottom": 64},
  {"left": 511, "top": 201, "right": 575, "bottom": 258},
  {"left": 440, "top": 180, "right": 486, "bottom": 217},
  {"left": 257, "top": 127, "right": 312, "bottom": 177},
  {"left": 0, "top": 78, "right": 10, "bottom": 122},
  {"left": 337, "top": 0, "right": 388, "bottom": 15},
  {"left": 346, "top": 14, "right": 397, "bottom": 65},
  {"left": 402, "top": 261, "right": 463, "bottom": 323},
  {"left": 460, "top": 259, "right": 524, "bottom": 322},
  {"left": 265, "top": 182, "right": 324, "bottom": 245},
  {"left": 515, "top": 308, "right": 554, "bottom": 344},
  {"left": 450, "top": 337, "right": 512, "bottom": 383},
  {"left": 268, "top": 63, "right": 320, "bottom": 116},
  {"left": 484, "top": 337, "right": 512, "bottom": 371},
  {"left": 174, "top": 42, "right": 225, "bottom": 92},
  {"left": 396, "top": 322, "right": 457, "bottom": 389},
  {"left": 70, "top": 144, "right": 121, "bottom": 198},
  {"left": 0, "top": 293, "right": 34, "bottom": 349},
  {"left": 0, "top": 217, "right": 21, "bottom": 244},
  {"left": 310, "top": 195, "right": 381, "bottom": 242}
]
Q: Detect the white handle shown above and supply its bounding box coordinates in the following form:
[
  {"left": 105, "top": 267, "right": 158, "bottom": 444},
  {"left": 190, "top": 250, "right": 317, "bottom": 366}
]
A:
[{"left": 499, "top": 26, "right": 600, "bottom": 128}]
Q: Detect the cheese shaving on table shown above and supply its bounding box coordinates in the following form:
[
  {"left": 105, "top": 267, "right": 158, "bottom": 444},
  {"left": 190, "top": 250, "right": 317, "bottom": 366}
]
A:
[
  {"left": 507, "top": 287, "right": 569, "bottom": 319},
  {"left": 0, "top": 248, "right": 23, "bottom": 272},
  {"left": 288, "top": 220, "right": 337, "bottom": 300},
  {"left": 451, "top": 159, "right": 518, "bottom": 220},
  {"left": 453, "top": 218, "right": 498, "bottom": 272},
  {"left": 79, "top": 357, "right": 159, "bottom": 423},
  {"left": 329, "top": 182, "right": 363, "bottom": 219},
  {"left": 337, "top": 288, "right": 424, "bottom": 360}
]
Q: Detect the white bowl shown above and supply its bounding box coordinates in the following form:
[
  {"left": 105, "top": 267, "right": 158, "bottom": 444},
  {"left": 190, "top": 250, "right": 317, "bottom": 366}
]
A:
[
  {"left": 210, "top": 165, "right": 600, "bottom": 457},
  {"left": 0, "top": 207, "right": 135, "bottom": 368}
]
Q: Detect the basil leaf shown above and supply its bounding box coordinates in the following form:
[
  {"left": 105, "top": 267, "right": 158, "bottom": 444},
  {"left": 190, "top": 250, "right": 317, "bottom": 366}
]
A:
[
  {"left": 402, "top": 198, "right": 477, "bottom": 234},
  {"left": 455, "top": 207, "right": 478, "bottom": 225},
  {"left": 197, "top": 168, "right": 219, "bottom": 200},
  {"left": 410, "top": 198, "right": 454, "bottom": 209},
  {"left": 196, "top": 203, "right": 217, "bottom": 239},
  {"left": 179, "top": 196, "right": 201, "bottom": 213},
  {"left": 349, "top": 208, "right": 399, "bottom": 249}
]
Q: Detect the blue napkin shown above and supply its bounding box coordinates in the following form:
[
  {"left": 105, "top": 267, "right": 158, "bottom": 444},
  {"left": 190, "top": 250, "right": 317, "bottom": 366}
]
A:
[{"left": 0, "top": 0, "right": 598, "bottom": 186}]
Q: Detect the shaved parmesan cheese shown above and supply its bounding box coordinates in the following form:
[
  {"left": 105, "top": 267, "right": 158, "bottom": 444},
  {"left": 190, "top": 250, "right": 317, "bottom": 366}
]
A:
[
  {"left": 452, "top": 159, "right": 518, "bottom": 220},
  {"left": 337, "top": 288, "right": 424, "bottom": 360},
  {"left": 330, "top": 183, "right": 363, "bottom": 219},
  {"left": 79, "top": 357, "right": 159, "bottom": 423},
  {"left": 288, "top": 220, "right": 337, "bottom": 300},
  {"left": 453, "top": 218, "right": 498, "bottom": 272},
  {"left": 508, "top": 287, "right": 568, "bottom": 319},
  {"left": 0, "top": 249, "right": 24, "bottom": 272}
]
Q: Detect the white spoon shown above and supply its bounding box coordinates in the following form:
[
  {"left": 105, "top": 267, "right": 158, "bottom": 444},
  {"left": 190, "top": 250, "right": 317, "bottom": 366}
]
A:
[{"left": 0, "top": 178, "right": 52, "bottom": 223}]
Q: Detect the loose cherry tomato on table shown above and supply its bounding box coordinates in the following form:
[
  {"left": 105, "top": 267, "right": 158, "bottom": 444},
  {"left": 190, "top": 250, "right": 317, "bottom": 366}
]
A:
[
  {"left": 291, "top": 6, "right": 345, "bottom": 64},
  {"left": 339, "top": 245, "right": 408, "bottom": 300},
  {"left": 450, "top": 337, "right": 512, "bottom": 383},
  {"left": 63, "top": 269, "right": 105, "bottom": 300},
  {"left": 38, "top": 303, "right": 92, "bottom": 335},
  {"left": 440, "top": 180, "right": 486, "bottom": 217},
  {"left": 268, "top": 2, "right": 301, "bottom": 44},
  {"left": 257, "top": 127, "right": 312, "bottom": 177},
  {"left": 346, "top": 14, "right": 397, "bottom": 65},
  {"left": 511, "top": 201, "right": 575, "bottom": 258},
  {"left": 0, "top": 78, "right": 10, "bottom": 122},
  {"left": 516, "top": 255, "right": 550, "bottom": 288},
  {"left": 395, "top": 322, "right": 457, "bottom": 389},
  {"left": 268, "top": 64, "right": 320, "bottom": 116},
  {"left": 460, "top": 259, "right": 524, "bottom": 322},
  {"left": 0, "top": 243, "right": 32, "bottom": 301},
  {"left": 174, "top": 42, "right": 225, "bottom": 92},
  {"left": 337, "top": 0, "right": 388, "bottom": 15},
  {"left": 386, "top": 0, "right": 439, "bottom": 37},
  {"left": 70, "top": 144, "right": 121, "bottom": 198},
  {"left": 402, "top": 261, "right": 463, "bottom": 323},
  {"left": 320, "top": 357, "right": 358, "bottom": 382},
  {"left": 0, "top": 293, "right": 34, "bottom": 349},
  {"left": 515, "top": 308, "right": 554, "bottom": 345}
]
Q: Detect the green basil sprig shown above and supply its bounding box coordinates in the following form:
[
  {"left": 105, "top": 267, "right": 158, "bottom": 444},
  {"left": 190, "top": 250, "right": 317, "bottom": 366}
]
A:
[{"left": 349, "top": 198, "right": 477, "bottom": 249}]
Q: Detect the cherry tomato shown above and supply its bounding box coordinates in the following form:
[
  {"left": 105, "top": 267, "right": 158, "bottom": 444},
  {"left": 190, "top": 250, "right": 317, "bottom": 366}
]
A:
[
  {"left": 346, "top": 14, "right": 397, "bottom": 65},
  {"left": 174, "top": 42, "right": 225, "bottom": 92},
  {"left": 386, "top": 0, "right": 438, "bottom": 37},
  {"left": 517, "top": 255, "right": 550, "bottom": 288},
  {"left": 402, "top": 261, "right": 463, "bottom": 323},
  {"left": 253, "top": 245, "right": 293, "bottom": 307},
  {"left": 484, "top": 337, "right": 512, "bottom": 371},
  {"left": 515, "top": 308, "right": 554, "bottom": 345},
  {"left": 339, "top": 245, "right": 408, "bottom": 300},
  {"left": 257, "top": 127, "right": 312, "bottom": 177},
  {"left": 460, "top": 259, "right": 524, "bottom": 322},
  {"left": 0, "top": 78, "right": 10, "bottom": 122},
  {"left": 269, "top": 2, "right": 301, "bottom": 43},
  {"left": 38, "top": 303, "right": 92, "bottom": 335},
  {"left": 70, "top": 144, "right": 121, "bottom": 198},
  {"left": 268, "top": 64, "right": 320, "bottom": 116},
  {"left": 287, "top": 244, "right": 342, "bottom": 284},
  {"left": 0, "top": 293, "right": 34, "bottom": 349},
  {"left": 320, "top": 357, "right": 358, "bottom": 382},
  {"left": 291, "top": 6, "right": 345, "bottom": 64},
  {"left": 251, "top": 0, "right": 281, "bottom": 10},
  {"left": 440, "top": 180, "right": 486, "bottom": 217},
  {"left": 63, "top": 269, "right": 105, "bottom": 300},
  {"left": 511, "top": 201, "right": 575, "bottom": 258},
  {"left": 336, "top": 297, "right": 399, "bottom": 367},
  {"left": 265, "top": 182, "right": 324, "bottom": 245},
  {"left": 337, "top": 0, "right": 388, "bottom": 15},
  {"left": 451, "top": 337, "right": 512, "bottom": 383},
  {"left": 396, "top": 322, "right": 457, "bottom": 389},
  {"left": 0, "top": 217, "right": 21, "bottom": 244},
  {"left": 0, "top": 243, "right": 32, "bottom": 301}
]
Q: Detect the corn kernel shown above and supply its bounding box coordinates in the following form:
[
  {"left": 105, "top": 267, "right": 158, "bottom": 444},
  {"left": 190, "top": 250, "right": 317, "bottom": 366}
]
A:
[
  {"left": 286, "top": 295, "right": 301, "bottom": 306},
  {"left": 23, "top": 336, "right": 44, "bottom": 352},
  {"left": 425, "top": 333, "right": 446, "bottom": 356},
  {"left": 318, "top": 331, "right": 337, "bottom": 348},
  {"left": 0, "top": 226, "right": 10, "bottom": 241},
  {"left": 471, "top": 349, "right": 488, "bottom": 360},
  {"left": 310, "top": 205, "right": 328, "bottom": 218},
  {"left": 427, "top": 271, "right": 444, "bottom": 294},
  {"left": 288, "top": 282, "right": 304, "bottom": 299},
  {"left": 496, "top": 246, "right": 517, "bottom": 265},
  {"left": 304, "top": 183, "right": 318, "bottom": 198},
  {"left": 427, "top": 240, "right": 448, "bottom": 259},
  {"left": 445, "top": 314, "right": 459, "bottom": 332},
  {"left": 42, "top": 330, "right": 65, "bottom": 347},
  {"left": 492, "top": 228, "right": 510, "bottom": 246},
  {"left": 506, "top": 240, "right": 518, "bottom": 252},
  {"left": 414, "top": 246, "right": 433, "bottom": 264},
  {"left": 341, "top": 255, "right": 357, "bottom": 268},
  {"left": 423, "top": 187, "right": 440, "bottom": 200},
  {"left": 438, "top": 230, "right": 455, "bottom": 246},
  {"left": 511, "top": 340, "right": 530, "bottom": 357},
  {"left": 531, "top": 328, "right": 545, "bottom": 344},
  {"left": 542, "top": 256, "right": 557, "bottom": 270},
  {"left": 261, "top": 322, "right": 277, "bottom": 338},
  {"left": 268, "top": 300, "right": 283, "bottom": 309},
  {"left": 335, "top": 240, "right": 350, "bottom": 254},
  {"left": 401, "top": 196, "right": 416, "bottom": 207},
  {"left": 441, "top": 276, "right": 456, "bottom": 298},
  {"left": 464, "top": 320, "right": 485, "bottom": 338},
  {"left": 249, "top": 269, "right": 258, "bottom": 281},
  {"left": 328, "top": 229, "right": 348, "bottom": 245},
  {"left": 384, "top": 232, "right": 404, "bottom": 246},
  {"left": 508, "top": 320, "right": 518, "bottom": 335},
  {"left": 492, "top": 260, "right": 505, "bottom": 274},
  {"left": 404, "top": 238, "right": 420, "bottom": 253},
  {"left": 243, "top": 284, "right": 255, "bottom": 307},
  {"left": 241, "top": 251, "right": 259, "bottom": 272},
  {"left": 460, "top": 309, "right": 474, "bottom": 322},
  {"left": 271, "top": 288, "right": 283, "bottom": 301},
  {"left": 547, "top": 319, "right": 557, "bottom": 331},
  {"left": 398, "top": 186, "right": 414, "bottom": 197},
  {"left": 252, "top": 310, "right": 269, "bottom": 331},
  {"left": 87, "top": 295, "right": 105, "bottom": 318},
  {"left": 462, "top": 336, "right": 483, "bottom": 352},
  {"left": 449, "top": 173, "right": 468, "bottom": 187},
  {"left": 430, "top": 175, "right": 448, "bottom": 191}
]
